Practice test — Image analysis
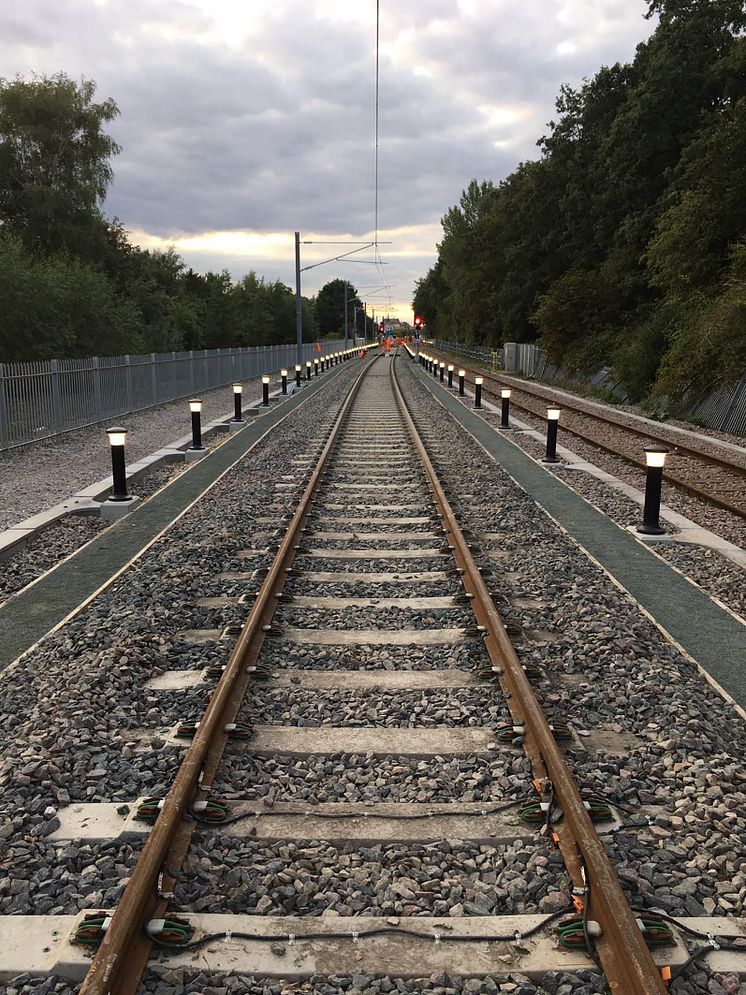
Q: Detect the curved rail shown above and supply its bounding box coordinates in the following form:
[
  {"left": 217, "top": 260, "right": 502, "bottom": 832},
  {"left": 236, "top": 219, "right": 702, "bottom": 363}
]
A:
[
  {"left": 390, "top": 352, "right": 667, "bottom": 995},
  {"left": 79, "top": 351, "right": 379, "bottom": 995}
]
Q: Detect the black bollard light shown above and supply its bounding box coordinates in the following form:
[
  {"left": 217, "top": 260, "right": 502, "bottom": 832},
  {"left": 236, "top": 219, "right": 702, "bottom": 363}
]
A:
[
  {"left": 232, "top": 383, "right": 244, "bottom": 423},
  {"left": 189, "top": 399, "right": 205, "bottom": 451},
  {"left": 314, "top": 359, "right": 319, "bottom": 376},
  {"left": 448, "top": 364, "right": 454, "bottom": 388},
  {"left": 474, "top": 376, "right": 483, "bottom": 408},
  {"left": 262, "top": 376, "right": 270, "bottom": 406},
  {"left": 500, "top": 388, "right": 512, "bottom": 429},
  {"left": 295, "top": 364, "right": 302, "bottom": 387},
  {"left": 106, "top": 427, "right": 130, "bottom": 500},
  {"left": 306, "top": 361, "right": 312, "bottom": 380},
  {"left": 439, "top": 362, "right": 445, "bottom": 382},
  {"left": 458, "top": 369, "right": 465, "bottom": 396},
  {"left": 637, "top": 445, "right": 669, "bottom": 535},
  {"left": 543, "top": 406, "right": 561, "bottom": 463},
  {"left": 433, "top": 359, "right": 438, "bottom": 378},
  {"left": 280, "top": 369, "right": 288, "bottom": 395}
]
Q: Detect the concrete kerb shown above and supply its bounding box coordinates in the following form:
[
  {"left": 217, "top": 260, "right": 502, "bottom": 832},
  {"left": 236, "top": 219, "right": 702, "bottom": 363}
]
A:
[
  {"left": 0, "top": 383, "right": 297, "bottom": 560},
  {"left": 453, "top": 382, "right": 746, "bottom": 571},
  {"left": 405, "top": 357, "right": 746, "bottom": 710}
]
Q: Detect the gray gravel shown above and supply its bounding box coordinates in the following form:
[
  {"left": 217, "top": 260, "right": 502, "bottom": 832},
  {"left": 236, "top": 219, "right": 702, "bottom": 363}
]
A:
[
  {"left": 480, "top": 409, "right": 745, "bottom": 547},
  {"left": 0, "top": 378, "right": 263, "bottom": 531},
  {"left": 1, "top": 356, "right": 742, "bottom": 995}
]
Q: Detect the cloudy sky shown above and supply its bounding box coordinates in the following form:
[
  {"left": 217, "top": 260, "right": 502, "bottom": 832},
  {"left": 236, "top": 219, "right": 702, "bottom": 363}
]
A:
[{"left": 2, "top": 0, "right": 655, "bottom": 320}]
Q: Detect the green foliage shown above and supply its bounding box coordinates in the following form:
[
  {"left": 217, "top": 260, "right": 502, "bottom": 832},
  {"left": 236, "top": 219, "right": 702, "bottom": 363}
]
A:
[
  {"left": 415, "top": 0, "right": 746, "bottom": 403},
  {"left": 0, "top": 73, "right": 120, "bottom": 255},
  {"left": 315, "top": 279, "right": 361, "bottom": 338},
  {"left": 0, "top": 73, "right": 324, "bottom": 362}
]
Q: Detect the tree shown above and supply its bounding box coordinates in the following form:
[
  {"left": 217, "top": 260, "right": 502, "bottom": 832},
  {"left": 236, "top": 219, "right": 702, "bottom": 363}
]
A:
[
  {"left": 315, "top": 279, "right": 361, "bottom": 337},
  {"left": 0, "top": 73, "right": 120, "bottom": 255}
]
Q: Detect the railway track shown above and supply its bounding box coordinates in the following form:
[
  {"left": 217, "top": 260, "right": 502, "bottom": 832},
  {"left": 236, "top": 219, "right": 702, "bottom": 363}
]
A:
[
  {"left": 424, "top": 349, "right": 746, "bottom": 521},
  {"left": 2, "top": 351, "right": 744, "bottom": 994}
]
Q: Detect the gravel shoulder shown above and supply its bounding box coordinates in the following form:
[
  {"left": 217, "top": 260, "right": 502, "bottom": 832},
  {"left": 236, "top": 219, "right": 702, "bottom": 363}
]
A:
[{"left": 0, "top": 378, "right": 262, "bottom": 531}]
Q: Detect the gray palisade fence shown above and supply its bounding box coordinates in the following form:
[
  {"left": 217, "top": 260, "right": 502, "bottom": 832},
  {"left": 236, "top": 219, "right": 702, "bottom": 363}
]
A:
[
  {"left": 0, "top": 340, "right": 351, "bottom": 452},
  {"left": 434, "top": 339, "right": 746, "bottom": 436}
]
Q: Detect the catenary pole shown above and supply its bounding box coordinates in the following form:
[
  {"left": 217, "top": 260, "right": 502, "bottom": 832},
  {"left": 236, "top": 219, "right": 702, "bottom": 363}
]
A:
[{"left": 294, "top": 231, "right": 303, "bottom": 366}]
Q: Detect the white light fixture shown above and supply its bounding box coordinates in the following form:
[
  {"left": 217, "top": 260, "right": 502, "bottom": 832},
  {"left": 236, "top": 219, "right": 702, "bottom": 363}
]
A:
[
  {"left": 458, "top": 369, "right": 465, "bottom": 377},
  {"left": 475, "top": 376, "right": 484, "bottom": 385},
  {"left": 261, "top": 376, "right": 270, "bottom": 385},
  {"left": 448, "top": 364, "right": 454, "bottom": 372},
  {"left": 547, "top": 406, "right": 561, "bottom": 421},
  {"left": 280, "top": 368, "right": 288, "bottom": 377},
  {"left": 107, "top": 427, "right": 127, "bottom": 447},
  {"left": 232, "top": 383, "right": 243, "bottom": 395},
  {"left": 189, "top": 399, "right": 202, "bottom": 413},
  {"left": 644, "top": 445, "right": 668, "bottom": 468},
  {"left": 501, "top": 388, "right": 511, "bottom": 399}
]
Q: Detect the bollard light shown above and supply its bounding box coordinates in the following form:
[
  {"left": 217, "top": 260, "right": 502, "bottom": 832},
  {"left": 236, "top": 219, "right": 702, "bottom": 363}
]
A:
[
  {"left": 306, "top": 361, "right": 312, "bottom": 380},
  {"left": 458, "top": 369, "right": 465, "bottom": 396},
  {"left": 543, "top": 406, "right": 561, "bottom": 463},
  {"left": 295, "top": 364, "right": 302, "bottom": 387},
  {"left": 500, "top": 388, "right": 512, "bottom": 429},
  {"left": 262, "top": 376, "right": 270, "bottom": 406},
  {"left": 232, "top": 383, "right": 244, "bottom": 423},
  {"left": 637, "top": 445, "right": 669, "bottom": 535},
  {"left": 448, "top": 364, "right": 454, "bottom": 388},
  {"left": 106, "top": 427, "right": 129, "bottom": 500},
  {"left": 280, "top": 369, "right": 288, "bottom": 395},
  {"left": 432, "top": 358, "right": 438, "bottom": 377},
  {"left": 188, "top": 399, "right": 205, "bottom": 451},
  {"left": 474, "top": 376, "right": 483, "bottom": 408},
  {"left": 314, "top": 358, "right": 319, "bottom": 376},
  {"left": 439, "top": 362, "right": 445, "bottom": 382}
]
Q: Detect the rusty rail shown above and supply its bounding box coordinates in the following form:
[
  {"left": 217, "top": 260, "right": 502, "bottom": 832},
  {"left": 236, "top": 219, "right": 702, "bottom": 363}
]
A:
[
  {"left": 390, "top": 354, "right": 668, "bottom": 995},
  {"left": 79, "top": 351, "right": 377, "bottom": 995}
]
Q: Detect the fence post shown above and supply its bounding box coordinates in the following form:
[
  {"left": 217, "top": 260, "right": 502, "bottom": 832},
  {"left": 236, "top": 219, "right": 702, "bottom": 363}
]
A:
[
  {"left": 92, "top": 356, "right": 103, "bottom": 423},
  {"left": 0, "top": 363, "right": 8, "bottom": 452},
  {"left": 125, "top": 355, "right": 133, "bottom": 411},
  {"left": 189, "top": 350, "right": 195, "bottom": 394},
  {"left": 50, "top": 359, "right": 63, "bottom": 434},
  {"left": 150, "top": 354, "right": 158, "bottom": 405},
  {"left": 719, "top": 375, "right": 746, "bottom": 433}
]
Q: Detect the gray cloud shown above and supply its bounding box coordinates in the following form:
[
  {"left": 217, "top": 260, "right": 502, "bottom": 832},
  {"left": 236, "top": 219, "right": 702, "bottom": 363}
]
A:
[{"left": 0, "top": 0, "right": 654, "bottom": 310}]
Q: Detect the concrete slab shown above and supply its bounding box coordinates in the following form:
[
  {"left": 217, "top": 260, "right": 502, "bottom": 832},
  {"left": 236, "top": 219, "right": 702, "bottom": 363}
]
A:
[
  {"left": 316, "top": 503, "right": 427, "bottom": 512},
  {"left": 2, "top": 914, "right": 742, "bottom": 982},
  {"left": 327, "top": 483, "right": 420, "bottom": 491},
  {"left": 310, "top": 517, "right": 433, "bottom": 526},
  {"left": 50, "top": 799, "right": 533, "bottom": 845},
  {"left": 269, "top": 668, "right": 477, "bottom": 689},
  {"left": 166, "top": 723, "right": 499, "bottom": 756},
  {"left": 279, "top": 627, "right": 467, "bottom": 645},
  {"left": 302, "top": 571, "right": 450, "bottom": 583},
  {"left": 308, "top": 532, "right": 438, "bottom": 542},
  {"left": 99, "top": 495, "right": 142, "bottom": 521},
  {"left": 288, "top": 596, "right": 458, "bottom": 609},
  {"left": 304, "top": 549, "right": 445, "bottom": 559},
  {"left": 145, "top": 669, "right": 205, "bottom": 690}
]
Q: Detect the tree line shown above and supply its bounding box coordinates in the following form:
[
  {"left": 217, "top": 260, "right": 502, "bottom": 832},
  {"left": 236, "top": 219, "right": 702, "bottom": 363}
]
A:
[
  {"left": 413, "top": 0, "right": 746, "bottom": 403},
  {"left": 0, "top": 74, "right": 374, "bottom": 362}
]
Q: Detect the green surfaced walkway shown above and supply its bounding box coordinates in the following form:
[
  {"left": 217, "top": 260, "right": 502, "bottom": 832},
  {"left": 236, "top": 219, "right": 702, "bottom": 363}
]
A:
[
  {"left": 410, "top": 360, "right": 746, "bottom": 710},
  {"left": 0, "top": 361, "right": 359, "bottom": 672}
]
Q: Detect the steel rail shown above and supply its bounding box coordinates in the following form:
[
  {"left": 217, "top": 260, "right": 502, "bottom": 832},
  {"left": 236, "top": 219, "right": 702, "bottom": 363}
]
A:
[
  {"left": 79, "top": 352, "right": 378, "bottom": 995},
  {"left": 429, "top": 350, "right": 746, "bottom": 520},
  {"left": 390, "top": 353, "right": 668, "bottom": 995}
]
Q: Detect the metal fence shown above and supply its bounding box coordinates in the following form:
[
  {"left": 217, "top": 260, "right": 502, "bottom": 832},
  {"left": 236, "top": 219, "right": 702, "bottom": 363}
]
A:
[
  {"left": 434, "top": 338, "right": 746, "bottom": 436},
  {"left": 0, "top": 339, "right": 353, "bottom": 452}
]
